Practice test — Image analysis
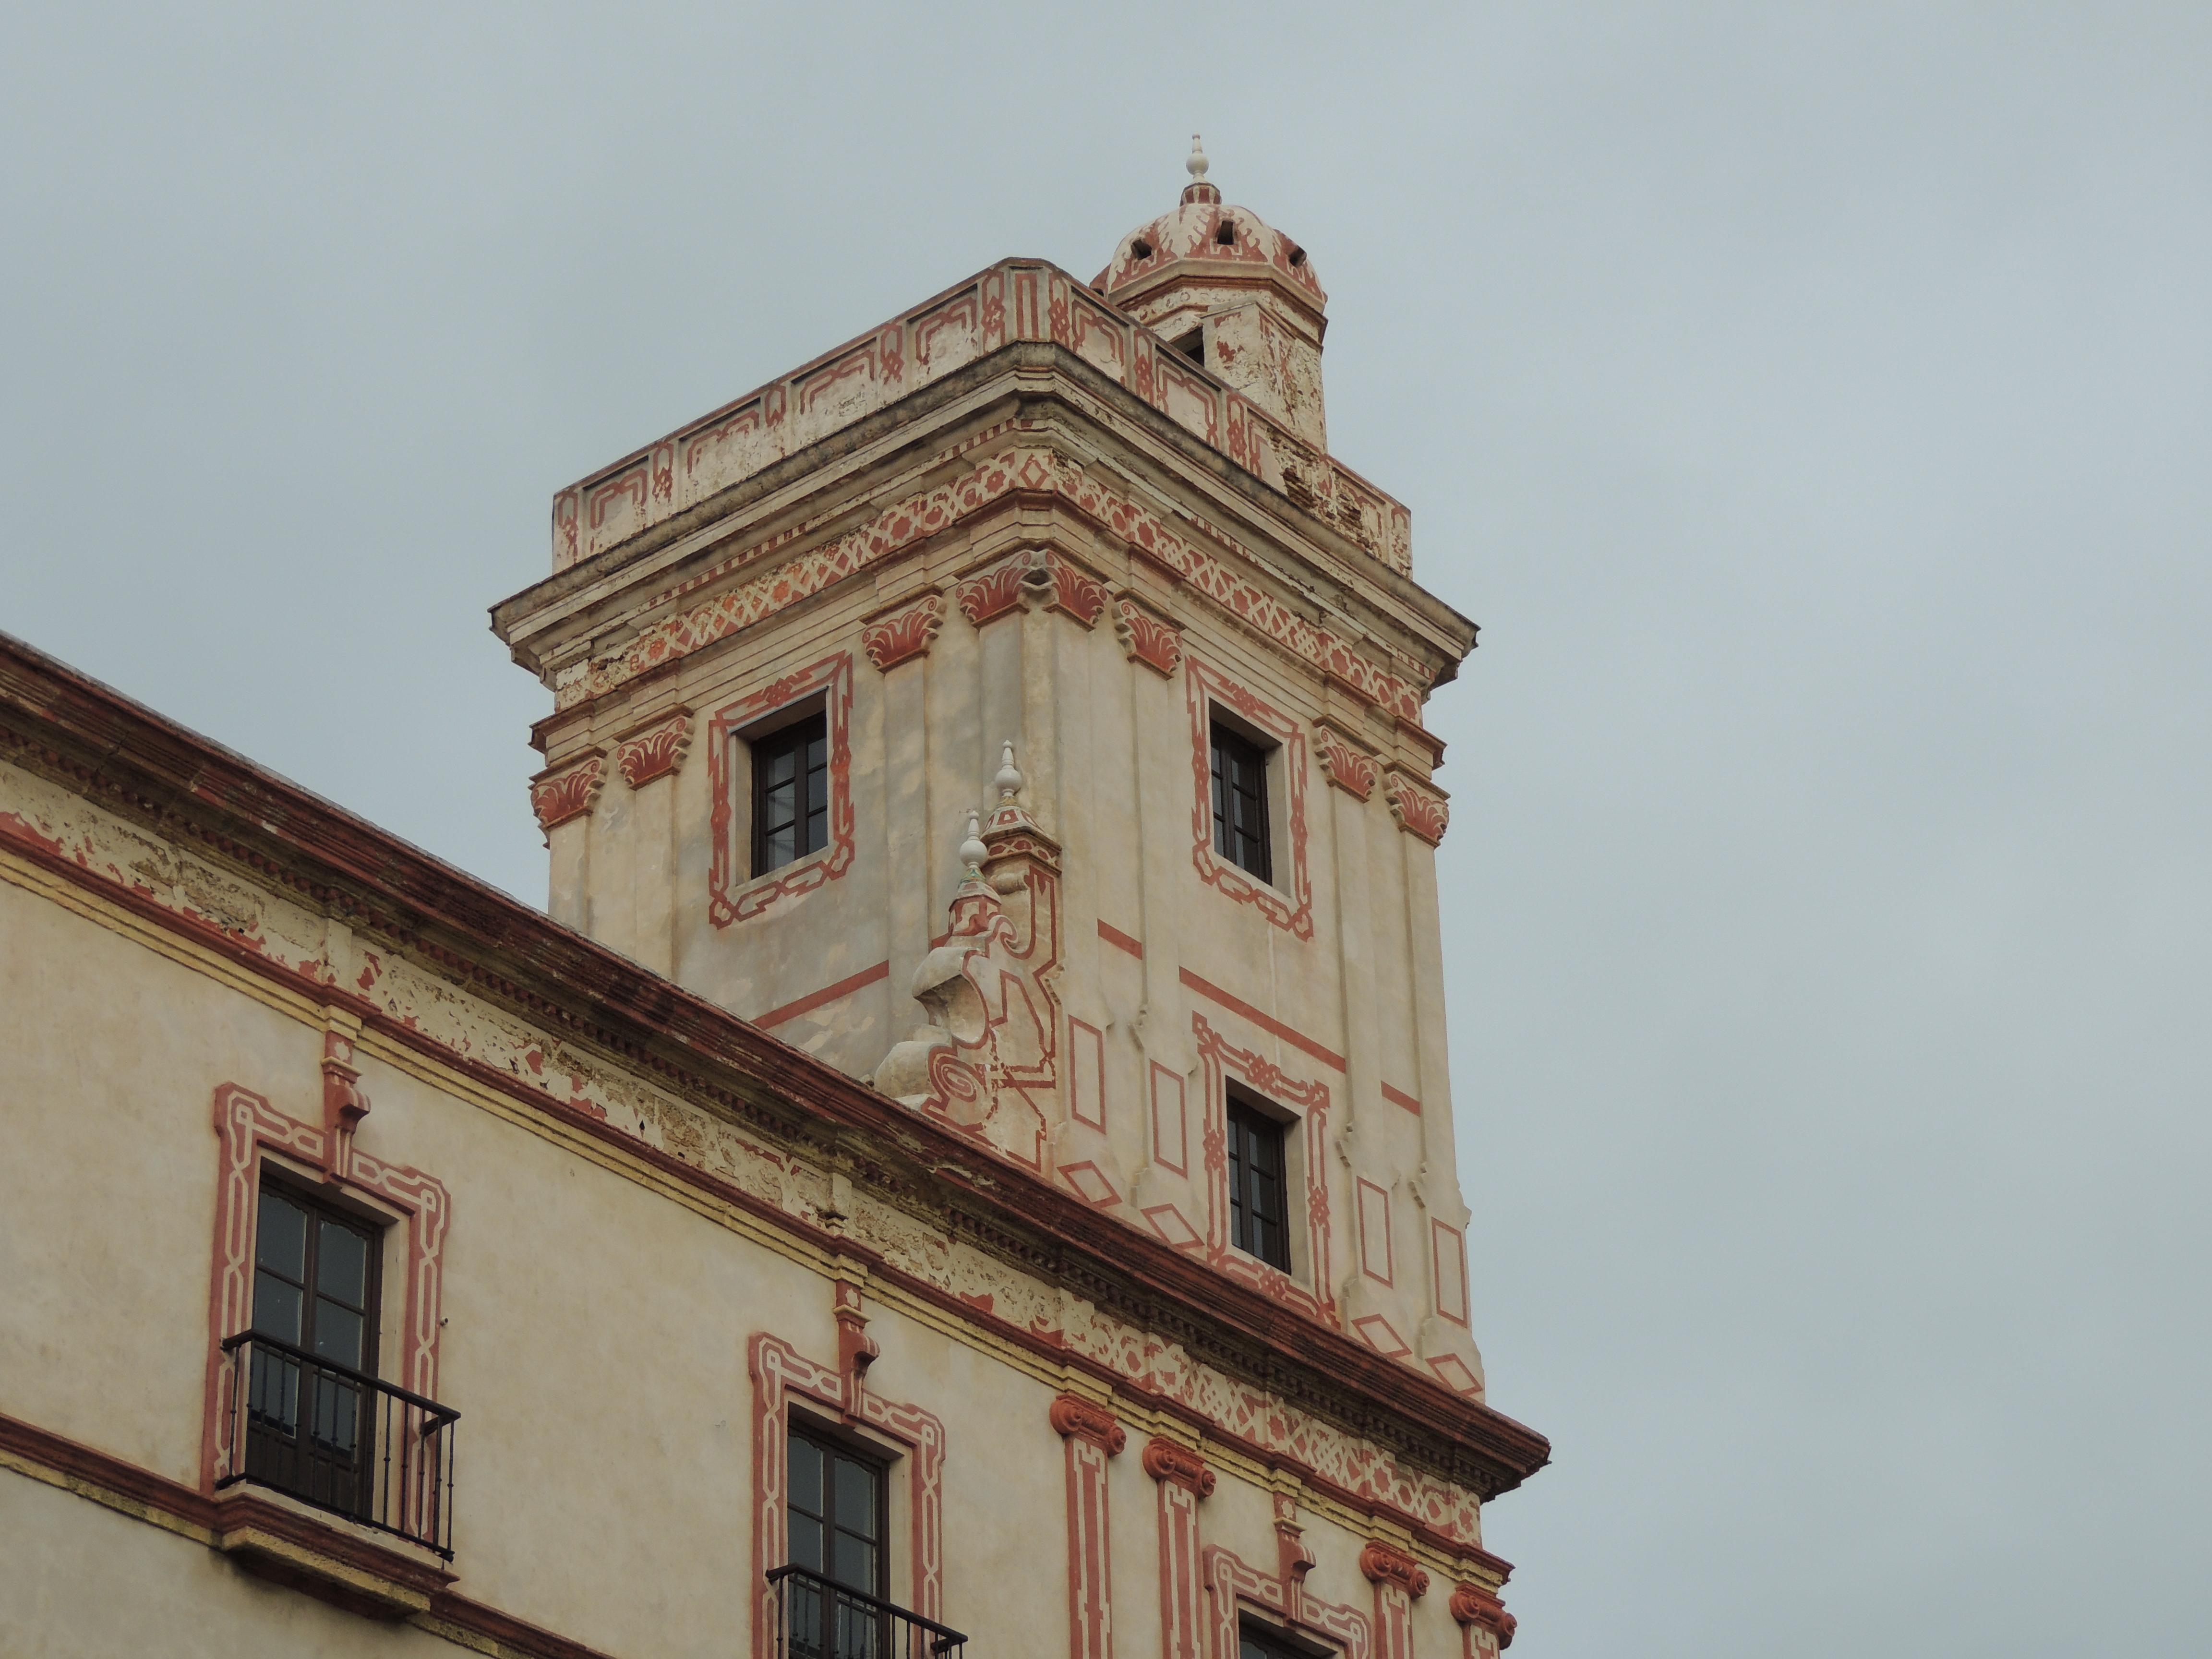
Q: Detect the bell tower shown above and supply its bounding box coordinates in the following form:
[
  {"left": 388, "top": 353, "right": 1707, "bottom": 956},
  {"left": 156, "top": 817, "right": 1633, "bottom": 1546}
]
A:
[{"left": 493, "top": 148, "right": 1487, "bottom": 1397}]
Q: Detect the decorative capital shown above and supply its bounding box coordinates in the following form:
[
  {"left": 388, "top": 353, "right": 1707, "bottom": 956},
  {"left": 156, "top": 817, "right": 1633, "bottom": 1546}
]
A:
[
  {"left": 1316, "top": 727, "right": 1379, "bottom": 801},
  {"left": 1450, "top": 1584, "right": 1516, "bottom": 1649},
  {"left": 613, "top": 711, "right": 691, "bottom": 789},
  {"left": 862, "top": 592, "right": 946, "bottom": 672},
  {"left": 529, "top": 753, "right": 604, "bottom": 831},
  {"left": 1037, "top": 553, "right": 1107, "bottom": 629},
  {"left": 955, "top": 558, "right": 1029, "bottom": 627},
  {"left": 1140, "top": 1436, "right": 1215, "bottom": 1495},
  {"left": 1359, "top": 1541, "right": 1430, "bottom": 1599},
  {"left": 1384, "top": 770, "right": 1449, "bottom": 846},
  {"left": 1114, "top": 596, "right": 1183, "bottom": 677},
  {"left": 1048, "top": 1393, "right": 1126, "bottom": 1454}
]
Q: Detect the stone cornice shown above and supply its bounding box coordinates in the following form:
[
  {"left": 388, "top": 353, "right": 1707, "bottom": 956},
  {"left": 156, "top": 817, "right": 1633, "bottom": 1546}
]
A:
[{"left": 0, "top": 631, "right": 1549, "bottom": 1512}]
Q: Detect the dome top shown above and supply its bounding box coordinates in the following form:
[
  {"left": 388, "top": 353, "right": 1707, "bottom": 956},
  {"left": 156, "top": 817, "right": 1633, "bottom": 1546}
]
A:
[{"left": 1093, "top": 135, "right": 1326, "bottom": 313}]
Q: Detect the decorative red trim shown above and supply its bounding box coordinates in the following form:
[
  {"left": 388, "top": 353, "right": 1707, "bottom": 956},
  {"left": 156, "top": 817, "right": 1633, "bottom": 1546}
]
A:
[
  {"left": 861, "top": 592, "right": 946, "bottom": 671},
  {"left": 1384, "top": 772, "right": 1450, "bottom": 847},
  {"left": 1143, "top": 1438, "right": 1213, "bottom": 1659},
  {"left": 1316, "top": 729, "right": 1379, "bottom": 801},
  {"left": 1380, "top": 1081, "right": 1422, "bottom": 1115},
  {"left": 1357, "top": 1178, "right": 1394, "bottom": 1286},
  {"left": 529, "top": 754, "right": 603, "bottom": 830},
  {"left": 1149, "top": 1062, "right": 1189, "bottom": 1177},
  {"left": 1361, "top": 1541, "right": 1429, "bottom": 1659},
  {"left": 1451, "top": 1582, "right": 1517, "bottom": 1653},
  {"left": 753, "top": 960, "right": 891, "bottom": 1031},
  {"left": 1432, "top": 1220, "right": 1471, "bottom": 1327},
  {"left": 1194, "top": 1013, "right": 1334, "bottom": 1323},
  {"left": 613, "top": 711, "right": 691, "bottom": 789},
  {"left": 1051, "top": 1395, "right": 1124, "bottom": 1659},
  {"left": 0, "top": 1409, "right": 612, "bottom": 1659},
  {"left": 1045, "top": 554, "right": 1109, "bottom": 629},
  {"left": 1186, "top": 660, "right": 1313, "bottom": 939},
  {"left": 1068, "top": 1016, "right": 1107, "bottom": 1130},
  {"left": 1097, "top": 917, "right": 1145, "bottom": 959},
  {"left": 1178, "top": 968, "right": 1346, "bottom": 1072},
  {"left": 1202, "top": 1522, "right": 1370, "bottom": 1659},
  {"left": 707, "top": 654, "right": 856, "bottom": 926},
  {"left": 1115, "top": 597, "right": 1183, "bottom": 677},
  {"left": 203, "top": 1083, "right": 449, "bottom": 1503},
  {"left": 750, "top": 1321, "right": 946, "bottom": 1657},
  {"left": 955, "top": 557, "right": 1029, "bottom": 626}
]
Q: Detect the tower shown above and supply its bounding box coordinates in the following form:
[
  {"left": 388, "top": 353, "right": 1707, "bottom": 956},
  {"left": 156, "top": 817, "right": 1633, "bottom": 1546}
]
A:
[{"left": 495, "top": 145, "right": 1488, "bottom": 1400}]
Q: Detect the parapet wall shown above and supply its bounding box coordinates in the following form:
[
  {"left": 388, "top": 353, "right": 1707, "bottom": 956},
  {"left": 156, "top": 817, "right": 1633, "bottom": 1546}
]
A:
[{"left": 552, "top": 259, "right": 1414, "bottom": 577}]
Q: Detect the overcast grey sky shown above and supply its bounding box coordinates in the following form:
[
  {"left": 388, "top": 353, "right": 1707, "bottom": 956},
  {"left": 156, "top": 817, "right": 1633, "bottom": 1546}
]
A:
[{"left": 5, "top": 5, "right": 2207, "bottom": 1654}]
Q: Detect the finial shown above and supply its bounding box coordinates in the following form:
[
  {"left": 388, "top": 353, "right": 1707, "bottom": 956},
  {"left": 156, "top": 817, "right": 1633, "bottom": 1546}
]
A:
[
  {"left": 958, "top": 809, "right": 988, "bottom": 875},
  {"left": 995, "top": 740, "right": 1023, "bottom": 803},
  {"left": 1187, "top": 133, "right": 1209, "bottom": 183}
]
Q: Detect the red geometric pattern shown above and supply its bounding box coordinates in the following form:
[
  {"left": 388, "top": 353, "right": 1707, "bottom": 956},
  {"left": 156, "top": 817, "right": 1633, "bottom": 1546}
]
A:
[
  {"left": 1192, "top": 1012, "right": 1334, "bottom": 1322},
  {"left": 1186, "top": 659, "right": 1313, "bottom": 939}
]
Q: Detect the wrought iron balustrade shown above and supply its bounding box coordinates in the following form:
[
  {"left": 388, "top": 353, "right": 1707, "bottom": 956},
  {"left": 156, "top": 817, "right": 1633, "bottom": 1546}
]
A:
[
  {"left": 768, "top": 1563, "right": 967, "bottom": 1659},
  {"left": 217, "top": 1331, "right": 458, "bottom": 1557}
]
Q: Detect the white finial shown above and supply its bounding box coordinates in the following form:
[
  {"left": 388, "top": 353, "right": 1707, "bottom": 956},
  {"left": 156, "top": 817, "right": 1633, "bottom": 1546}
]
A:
[
  {"left": 958, "top": 810, "right": 988, "bottom": 874},
  {"left": 1187, "top": 133, "right": 1209, "bottom": 183},
  {"left": 996, "top": 740, "right": 1023, "bottom": 802}
]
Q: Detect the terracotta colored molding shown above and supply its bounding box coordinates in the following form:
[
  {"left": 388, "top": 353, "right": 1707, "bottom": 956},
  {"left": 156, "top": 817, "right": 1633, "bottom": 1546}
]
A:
[
  {"left": 861, "top": 592, "right": 946, "bottom": 672},
  {"left": 753, "top": 960, "right": 891, "bottom": 1031},
  {"left": 1450, "top": 1581, "right": 1518, "bottom": 1652},
  {"left": 1178, "top": 967, "right": 1346, "bottom": 1072},
  {"left": 1049, "top": 1393, "right": 1127, "bottom": 1455},
  {"left": 1360, "top": 1541, "right": 1431, "bottom": 1598},
  {"left": 613, "top": 710, "right": 691, "bottom": 789},
  {"left": 1096, "top": 917, "right": 1145, "bottom": 959},
  {"left": 1384, "top": 771, "right": 1450, "bottom": 847},
  {"left": 955, "top": 557, "right": 1028, "bottom": 626},
  {"left": 528, "top": 753, "right": 603, "bottom": 830},
  {"left": 1051, "top": 1394, "right": 1124, "bottom": 1659},
  {"left": 1140, "top": 1436, "right": 1215, "bottom": 1497},
  {"left": 1114, "top": 596, "right": 1182, "bottom": 677},
  {"left": 1316, "top": 728, "right": 1379, "bottom": 801},
  {"left": 1380, "top": 1081, "right": 1422, "bottom": 1115}
]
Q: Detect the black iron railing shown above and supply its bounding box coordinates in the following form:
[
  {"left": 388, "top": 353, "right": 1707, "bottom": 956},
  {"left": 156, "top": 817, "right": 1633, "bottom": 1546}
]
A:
[
  {"left": 768, "top": 1564, "right": 967, "bottom": 1659},
  {"left": 217, "top": 1331, "right": 458, "bottom": 1557}
]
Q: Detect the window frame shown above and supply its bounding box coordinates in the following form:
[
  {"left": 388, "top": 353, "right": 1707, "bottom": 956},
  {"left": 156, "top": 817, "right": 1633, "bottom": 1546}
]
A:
[
  {"left": 1239, "top": 1615, "right": 1333, "bottom": 1659},
  {"left": 748, "top": 701, "right": 832, "bottom": 878},
  {"left": 1224, "top": 1086, "right": 1294, "bottom": 1272},
  {"left": 1209, "top": 715, "right": 1276, "bottom": 885},
  {"left": 784, "top": 1416, "right": 891, "bottom": 1603}
]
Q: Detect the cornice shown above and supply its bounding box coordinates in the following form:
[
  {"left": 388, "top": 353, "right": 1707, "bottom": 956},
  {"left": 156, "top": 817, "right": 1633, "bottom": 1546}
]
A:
[{"left": 0, "top": 631, "right": 1548, "bottom": 1505}]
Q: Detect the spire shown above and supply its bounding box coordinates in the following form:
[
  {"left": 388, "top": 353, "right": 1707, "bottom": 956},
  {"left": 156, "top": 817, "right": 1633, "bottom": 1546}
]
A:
[{"left": 1182, "top": 131, "right": 1221, "bottom": 206}]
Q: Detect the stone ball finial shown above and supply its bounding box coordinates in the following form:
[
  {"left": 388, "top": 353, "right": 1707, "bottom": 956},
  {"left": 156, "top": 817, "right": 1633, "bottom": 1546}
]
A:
[
  {"left": 959, "top": 809, "right": 988, "bottom": 873},
  {"left": 1187, "top": 133, "right": 1209, "bottom": 183},
  {"left": 996, "top": 740, "right": 1024, "bottom": 802}
]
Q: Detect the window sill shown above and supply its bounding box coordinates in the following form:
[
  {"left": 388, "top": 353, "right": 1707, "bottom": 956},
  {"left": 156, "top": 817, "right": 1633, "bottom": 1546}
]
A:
[{"left": 213, "top": 1484, "right": 455, "bottom": 1620}]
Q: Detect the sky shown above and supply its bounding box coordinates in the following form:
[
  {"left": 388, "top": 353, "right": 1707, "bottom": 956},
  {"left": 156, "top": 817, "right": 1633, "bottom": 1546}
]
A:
[{"left": 4, "top": 5, "right": 2208, "bottom": 1654}]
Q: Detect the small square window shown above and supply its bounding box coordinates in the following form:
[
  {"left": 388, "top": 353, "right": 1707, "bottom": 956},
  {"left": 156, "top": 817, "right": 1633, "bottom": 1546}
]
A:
[
  {"left": 1210, "top": 720, "right": 1273, "bottom": 884},
  {"left": 752, "top": 711, "right": 830, "bottom": 877},
  {"left": 1226, "top": 1090, "right": 1292, "bottom": 1272}
]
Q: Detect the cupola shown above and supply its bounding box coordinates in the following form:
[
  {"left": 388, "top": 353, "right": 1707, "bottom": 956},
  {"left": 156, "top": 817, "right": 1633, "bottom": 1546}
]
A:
[{"left": 1094, "top": 136, "right": 1332, "bottom": 450}]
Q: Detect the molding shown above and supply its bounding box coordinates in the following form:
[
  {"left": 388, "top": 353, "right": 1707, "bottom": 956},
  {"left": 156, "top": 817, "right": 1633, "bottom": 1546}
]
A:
[
  {"left": 1202, "top": 1506, "right": 1370, "bottom": 1659},
  {"left": 1451, "top": 1581, "right": 1518, "bottom": 1654},
  {"left": 1052, "top": 1394, "right": 1124, "bottom": 1659},
  {"left": 527, "top": 753, "right": 603, "bottom": 831},
  {"left": 1193, "top": 1011, "right": 1335, "bottom": 1324},
  {"left": 861, "top": 591, "right": 946, "bottom": 671},
  {"left": 612, "top": 710, "right": 692, "bottom": 789},
  {"left": 750, "top": 1311, "right": 946, "bottom": 1657},
  {"left": 1186, "top": 658, "right": 1313, "bottom": 939},
  {"left": 1144, "top": 1437, "right": 1213, "bottom": 1659},
  {"left": 1383, "top": 770, "right": 1449, "bottom": 847},
  {"left": 1178, "top": 967, "right": 1346, "bottom": 1072},
  {"left": 1361, "top": 1540, "right": 1430, "bottom": 1659},
  {"left": 753, "top": 960, "right": 891, "bottom": 1031},
  {"left": 1114, "top": 595, "right": 1183, "bottom": 677},
  {"left": 1315, "top": 726, "right": 1379, "bottom": 802},
  {"left": 706, "top": 653, "right": 855, "bottom": 926}
]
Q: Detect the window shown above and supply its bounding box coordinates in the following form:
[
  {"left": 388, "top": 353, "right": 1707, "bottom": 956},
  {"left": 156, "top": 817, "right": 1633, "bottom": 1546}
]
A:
[
  {"left": 787, "top": 1424, "right": 887, "bottom": 1598},
  {"left": 753, "top": 711, "right": 830, "bottom": 877},
  {"left": 1170, "top": 327, "right": 1206, "bottom": 366},
  {"left": 245, "top": 1180, "right": 383, "bottom": 1517},
  {"left": 1210, "top": 720, "right": 1273, "bottom": 883},
  {"left": 1226, "top": 1091, "right": 1292, "bottom": 1271},
  {"left": 1240, "top": 1619, "right": 1315, "bottom": 1659}
]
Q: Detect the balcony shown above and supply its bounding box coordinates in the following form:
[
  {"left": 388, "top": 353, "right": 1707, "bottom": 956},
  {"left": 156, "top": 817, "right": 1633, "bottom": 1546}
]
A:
[
  {"left": 218, "top": 1331, "right": 459, "bottom": 1558},
  {"left": 768, "top": 1564, "right": 967, "bottom": 1659}
]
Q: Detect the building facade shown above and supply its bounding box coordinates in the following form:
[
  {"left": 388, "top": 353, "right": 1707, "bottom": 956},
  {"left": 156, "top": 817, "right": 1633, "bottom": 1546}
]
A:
[{"left": 0, "top": 150, "right": 1547, "bottom": 1659}]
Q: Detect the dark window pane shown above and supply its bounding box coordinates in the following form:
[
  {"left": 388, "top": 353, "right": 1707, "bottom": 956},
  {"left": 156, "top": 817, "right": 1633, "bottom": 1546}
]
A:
[
  {"left": 788, "top": 1512, "right": 825, "bottom": 1574},
  {"left": 252, "top": 1272, "right": 303, "bottom": 1343},
  {"left": 317, "top": 1220, "right": 368, "bottom": 1308},
  {"left": 1209, "top": 722, "right": 1273, "bottom": 882},
  {"left": 788, "top": 1432, "right": 824, "bottom": 1516},
  {"left": 831, "top": 1529, "right": 876, "bottom": 1593},
  {"left": 833, "top": 1455, "right": 878, "bottom": 1539},
  {"left": 313, "top": 1300, "right": 365, "bottom": 1370},
  {"left": 754, "top": 712, "right": 831, "bottom": 876},
  {"left": 256, "top": 1190, "right": 307, "bottom": 1282},
  {"left": 1226, "top": 1097, "right": 1292, "bottom": 1270}
]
